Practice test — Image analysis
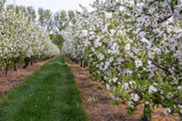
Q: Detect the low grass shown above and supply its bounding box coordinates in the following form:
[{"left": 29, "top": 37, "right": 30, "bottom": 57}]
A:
[{"left": 0, "top": 55, "right": 89, "bottom": 121}]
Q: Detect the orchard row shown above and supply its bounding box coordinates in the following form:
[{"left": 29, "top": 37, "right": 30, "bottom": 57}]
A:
[
  {"left": 62, "top": 0, "right": 182, "bottom": 120},
  {"left": 0, "top": 8, "right": 60, "bottom": 75}
]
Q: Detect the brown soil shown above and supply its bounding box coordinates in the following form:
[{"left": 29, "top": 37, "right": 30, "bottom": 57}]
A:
[
  {"left": 0, "top": 56, "right": 57, "bottom": 100},
  {"left": 65, "top": 58, "right": 180, "bottom": 121}
]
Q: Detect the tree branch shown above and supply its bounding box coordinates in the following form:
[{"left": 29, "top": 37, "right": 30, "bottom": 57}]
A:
[{"left": 131, "top": 49, "right": 169, "bottom": 72}]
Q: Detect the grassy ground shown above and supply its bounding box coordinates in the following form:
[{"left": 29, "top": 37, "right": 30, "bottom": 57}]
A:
[{"left": 0, "top": 55, "right": 88, "bottom": 121}]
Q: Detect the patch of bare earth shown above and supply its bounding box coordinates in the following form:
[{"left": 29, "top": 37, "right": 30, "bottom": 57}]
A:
[
  {"left": 0, "top": 56, "right": 57, "bottom": 100},
  {"left": 66, "top": 57, "right": 180, "bottom": 121}
]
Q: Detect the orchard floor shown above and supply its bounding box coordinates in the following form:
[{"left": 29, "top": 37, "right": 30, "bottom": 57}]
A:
[
  {"left": 0, "top": 57, "right": 56, "bottom": 99},
  {"left": 65, "top": 58, "right": 180, "bottom": 121},
  {"left": 0, "top": 55, "right": 88, "bottom": 120},
  {"left": 0, "top": 56, "right": 180, "bottom": 121}
]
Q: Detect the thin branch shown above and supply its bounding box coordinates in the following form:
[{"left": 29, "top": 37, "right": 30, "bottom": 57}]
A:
[{"left": 131, "top": 49, "right": 169, "bottom": 72}]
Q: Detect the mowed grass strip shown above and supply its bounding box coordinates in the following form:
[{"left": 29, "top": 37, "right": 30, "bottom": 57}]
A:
[{"left": 0, "top": 55, "right": 89, "bottom": 121}]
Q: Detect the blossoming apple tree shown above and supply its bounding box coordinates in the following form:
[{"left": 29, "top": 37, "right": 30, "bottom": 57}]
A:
[
  {"left": 62, "top": 0, "right": 182, "bottom": 120},
  {"left": 0, "top": 8, "right": 60, "bottom": 75}
]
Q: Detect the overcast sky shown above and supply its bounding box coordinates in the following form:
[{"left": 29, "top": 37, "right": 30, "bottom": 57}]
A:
[{"left": 5, "top": 0, "right": 95, "bottom": 13}]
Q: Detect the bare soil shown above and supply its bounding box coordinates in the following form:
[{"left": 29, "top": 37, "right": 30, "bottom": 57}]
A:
[
  {"left": 65, "top": 58, "right": 180, "bottom": 121},
  {"left": 0, "top": 57, "right": 56, "bottom": 100}
]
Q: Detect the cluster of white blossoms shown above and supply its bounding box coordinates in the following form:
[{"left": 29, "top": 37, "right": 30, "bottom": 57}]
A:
[
  {"left": 62, "top": 0, "right": 182, "bottom": 118},
  {"left": 0, "top": 9, "right": 60, "bottom": 69}
]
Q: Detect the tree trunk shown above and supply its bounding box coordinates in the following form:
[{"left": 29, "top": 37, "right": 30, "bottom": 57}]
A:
[
  {"left": 14, "top": 57, "right": 20, "bottom": 71},
  {"left": 23, "top": 57, "right": 29, "bottom": 69},
  {"left": 5, "top": 63, "right": 9, "bottom": 76},
  {"left": 142, "top": 104, "right": 151, "bottom": 121},
  {"left": 14, "top": 62, "right": 17, "bottom": 71}
]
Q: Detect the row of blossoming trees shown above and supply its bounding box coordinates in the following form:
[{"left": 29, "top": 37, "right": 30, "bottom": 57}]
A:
[
  {"left": 0, "top": 5, "right": 60, "bottom": 75},
  {"left": 62, "top": 0, "right": 182, "bottom": 120}
]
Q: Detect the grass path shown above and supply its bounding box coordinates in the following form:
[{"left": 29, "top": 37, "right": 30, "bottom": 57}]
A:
[{"left": 0, "top": 55, "right": 88, "bottom": 121}]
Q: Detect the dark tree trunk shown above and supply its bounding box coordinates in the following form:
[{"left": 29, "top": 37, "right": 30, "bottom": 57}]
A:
[
  {"left": 142, "top": 104, "right": 151, "bottom": 121},
  {"left": 14, "top": 57, "right": 20, "bottom": 71},
  {"left": 80, "top": 61, "right": 83, "bottom": 67},
  {"left": 23, "top": 57, "right": 30, "bottom": 69},
  {"left": 83, "top": 63, "right": 86, "bottom": 68},
  {"left": 5, "top": 63, "right": 9, "bottom": 76},
  {"left": 14, "top": 62, "right": 17, "bottom": 71}
]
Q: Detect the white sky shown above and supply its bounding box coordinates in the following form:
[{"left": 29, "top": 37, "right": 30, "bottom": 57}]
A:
[{"left": 5, "top": 0, "right": 95, "bottom": 13}]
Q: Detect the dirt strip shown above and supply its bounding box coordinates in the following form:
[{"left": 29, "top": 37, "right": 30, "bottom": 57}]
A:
[
  {"left": 0, "top": 56, "right": 57, "bottom": 99},
  {"left": 66, "top": 57, "right": 180, "bottom": 121}
]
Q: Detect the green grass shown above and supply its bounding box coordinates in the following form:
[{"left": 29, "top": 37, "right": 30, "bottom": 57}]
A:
[{"left": 0, "top": 55, "right": 89, "bottom": 121}]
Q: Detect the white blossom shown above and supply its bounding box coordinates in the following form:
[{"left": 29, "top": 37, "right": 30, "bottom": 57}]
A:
[
  {"left": 106, "top": 84, "right": 110, "bottom": 90},
  {"left": 125, "top": 43, "right": 130, "bottom": 51},
  {"left": 164, "top": 108, "right": 171, "bottom": 114},
  {"left": 110, "top": 29, "right": 115, "bottom": 35},
  {"left": 113, "top": 77, "right": 118, "bottom": 83},
  {"left": 148, "top": 85, "right": 158, "bottom": 93},
  {"left": 135, "top": 60, "right": 143, "bottom": 68},
  {"left": 98, "top": 53, "right": 105, "bottom": 60},
  {"left": 166, "top": 92, "right": 174, "bottom": 99},
  {"left": 141, "top": 38, "right": 150, "bottom": 44},
  {"left": 117, "top": 30, "right": 123, "bottom": 35},
  {"left": 81, "top": 29, "right": 88, "bottom": 37},
  {"left": 105, "top": 12, "right": 112, "bottom": 19},
  {"left": 133, "top": 94, "right": 140, "bottom": 102},
  {"left": 128, "top": 101, "right": 134, "bottom": 108},
  {"left": 123, "top": 83, "right": 129, "bottom": 89},
  {"left": 145, "top": 101, "right": 150, "bottom": 105}
]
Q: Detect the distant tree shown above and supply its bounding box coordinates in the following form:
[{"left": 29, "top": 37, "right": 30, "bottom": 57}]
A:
[
  {"left": 26, "top": 6, "right": 36, "bottom": 22},
  {"left": 53, "top": 10, "right": 67, "bottom": 34},
  {"left": 16, "top": 5, "right": 27, "bottom": 15},
  {"left": 6, "top": 5, "right": 36, "bottom": 22},
  {"left": 50, "top": 34, "right": 64, "bottom": 49},
  {"left": 68, "top": 10, "right": 76, "bottom": 25},
  {"left": 6, "top": 4, "right": 14, "bottom": 11},
  {"left": 38, "top": 8, "right": 44, "bottom": 25},
  {"left": 38, "top": 8, "right": 53, "bottom": 32},
  {"left": 0, "top": 0, "right": 6, "bottom": 10}
]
